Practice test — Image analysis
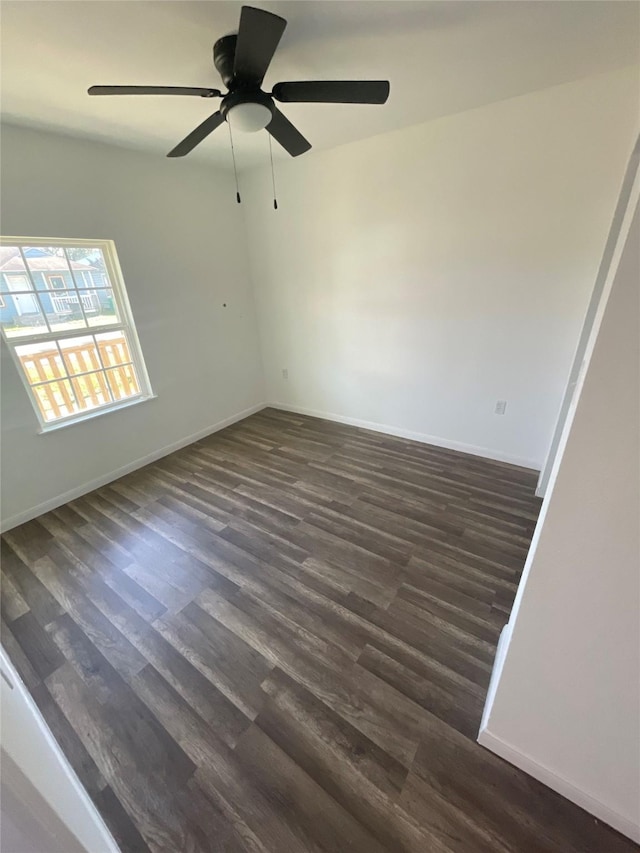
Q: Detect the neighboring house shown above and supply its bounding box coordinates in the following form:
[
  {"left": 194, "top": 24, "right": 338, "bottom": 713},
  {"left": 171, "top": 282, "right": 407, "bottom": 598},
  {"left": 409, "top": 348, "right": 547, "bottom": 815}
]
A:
[{"left": 0, "top": 246, "right": 113, "bottom": 329}]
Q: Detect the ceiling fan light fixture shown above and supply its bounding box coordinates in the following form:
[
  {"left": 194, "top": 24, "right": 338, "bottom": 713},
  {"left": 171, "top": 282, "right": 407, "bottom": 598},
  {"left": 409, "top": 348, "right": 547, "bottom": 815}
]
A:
[
  {"left": 227, "top": 101, "right": 272, "bottom": 132},
  {"left": 89, "top": 6, "right": 390, "bottom": 158}
]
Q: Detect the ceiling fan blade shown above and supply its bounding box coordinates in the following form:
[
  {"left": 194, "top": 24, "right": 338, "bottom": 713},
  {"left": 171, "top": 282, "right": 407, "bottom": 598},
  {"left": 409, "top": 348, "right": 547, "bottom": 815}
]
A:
[
  {"left": 89, "top": 85, "right": 221, "bottom": 98},
  {"left": 267, "top": 107, "right": 311, "bottom": 157},
  {"left": 272, "top": 81, "right": 390, "bottom": 104},
  {"left": 233, "top": 6, "right": 287, "bottom": 86},
  {"left": 167, "top": 111, "right": 225, "bottom": 158}
]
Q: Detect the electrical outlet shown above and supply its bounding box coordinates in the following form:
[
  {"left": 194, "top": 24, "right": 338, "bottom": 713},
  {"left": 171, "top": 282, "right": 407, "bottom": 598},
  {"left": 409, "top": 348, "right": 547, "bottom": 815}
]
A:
[
  {"left": 282, "top": 368, "right": 288, "bottom": 380},
  {"left": 495, "top": 400, "right": 507, "bottom": 415}
]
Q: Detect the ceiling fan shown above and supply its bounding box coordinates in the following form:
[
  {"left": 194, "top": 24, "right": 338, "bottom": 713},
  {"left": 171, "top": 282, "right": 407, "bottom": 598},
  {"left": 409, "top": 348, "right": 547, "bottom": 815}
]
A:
[{"left": 88, "top": 5, "right": 390, "bottom": 159}]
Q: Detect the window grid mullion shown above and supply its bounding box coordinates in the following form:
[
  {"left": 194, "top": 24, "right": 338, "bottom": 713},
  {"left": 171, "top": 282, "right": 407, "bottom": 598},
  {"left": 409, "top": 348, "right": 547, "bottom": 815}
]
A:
[
  {"left": 6, "top": 322, "right": 128, "bottom": 347},
  {"left": 89, "top": 334, "right": 116, "bottom": 403},
  {"left": 90, "top": 332, "right": 118, "bottom": 400},
  {"left": 62, "top": 246, "right": 93, "bottom": 331},
  {"left": 29, "top": 361, "right": 134, "bottom": 388},
  {"left": 52, "top": 339, "right": 81, "bottom": 413},
  {"left": 61, "top": 248, "right": 116, "bottom": 404},
  {"left": 17, "top": 246, "right": 53, "bottom": 334}
]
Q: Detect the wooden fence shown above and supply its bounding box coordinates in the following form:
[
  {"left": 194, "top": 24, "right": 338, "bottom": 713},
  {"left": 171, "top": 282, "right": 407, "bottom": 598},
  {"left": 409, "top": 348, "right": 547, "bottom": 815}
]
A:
[{"left": 19, "top": 333, "right": 139, "bottom": 421}]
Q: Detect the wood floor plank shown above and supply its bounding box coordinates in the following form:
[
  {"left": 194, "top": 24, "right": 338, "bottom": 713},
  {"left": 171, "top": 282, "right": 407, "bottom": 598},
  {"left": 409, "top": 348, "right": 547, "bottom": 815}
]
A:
[
  {"left": 154, "top": 601, "right": 273, "bottom": 720},
  {"left": 2, "top": 409, "right": 634, "bottom": 853},
  {"left": 10, "top": 611, "right": 65, "bottom": 679},
  {"left": 0, "top": 568, "right": 29, "bottom": 622},
  {"left": 91, "top": 786, "right": 153, "bottom": 853},
  {"left": 29, "top": 553, "right": 148, "bottom": 679},
  {"left": 257, "top": 668, "right": 448, "bottom": 853},
  {"left": 31, "top": 680, "right": 108, "bottom": 798},
  {"left": 132, "top": 622, "right": 252, "bottom": 748},
  {"left": 45, "top": 663, "right": 205, "bottom": 853},
  {"left": 360, "top": 642, "right": 484, "bottom": 736},
  {"left": 1, "top": 539, "right": 65, "bottom": 627},
  {"left": 1, "top": 617, "right": 42, "bottom": 690},
  {"left": 128, "top": 663, "right": 325, "bottom": 853},
  {"left": 234, "top": 722, "right": 390, "bottom": 853}
]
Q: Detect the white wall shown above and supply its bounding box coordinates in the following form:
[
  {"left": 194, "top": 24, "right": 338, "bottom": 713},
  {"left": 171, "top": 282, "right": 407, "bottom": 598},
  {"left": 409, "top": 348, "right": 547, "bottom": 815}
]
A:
[
  {"left": 0, "top": 124, "right": 265, "bottom": 530},
  {"left": 243, "top": 67, "right": 640, "bottom": 469},
  {"left": 536, "top": 134, "right": 640, "bottom": 497},
  {"left": 480, "top": 181, "right": 640, "bottom": 841}
]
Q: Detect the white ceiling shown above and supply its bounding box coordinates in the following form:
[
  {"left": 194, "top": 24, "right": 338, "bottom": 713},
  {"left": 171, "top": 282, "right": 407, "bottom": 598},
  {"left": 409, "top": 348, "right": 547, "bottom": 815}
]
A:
[{"left": 1, "top": 1, "right": 638, "bottom": 170}]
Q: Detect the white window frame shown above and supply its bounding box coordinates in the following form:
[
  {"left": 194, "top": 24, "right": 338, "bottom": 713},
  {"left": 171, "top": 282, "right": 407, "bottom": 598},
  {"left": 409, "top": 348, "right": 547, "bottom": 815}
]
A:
[{"left": 1, "top": 237, "right": 154, "bottom": 432}]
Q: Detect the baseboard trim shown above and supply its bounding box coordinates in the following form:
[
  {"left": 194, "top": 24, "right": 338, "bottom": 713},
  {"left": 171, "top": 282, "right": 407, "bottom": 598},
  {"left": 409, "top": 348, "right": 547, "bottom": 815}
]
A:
[
  {"left": 0, "top": 402, "right": 267, "bottom": 533},
  {"left": 477, "top": 728, "right": 640, "bottom": 843},
  {"left": 268, "top": 402, "right": 541, "bottom": 471}
]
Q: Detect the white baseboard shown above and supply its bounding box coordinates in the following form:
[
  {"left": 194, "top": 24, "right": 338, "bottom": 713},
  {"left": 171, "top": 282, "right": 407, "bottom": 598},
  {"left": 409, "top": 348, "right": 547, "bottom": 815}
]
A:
[
  {"left": 267, "top": 402, "right": 541, "bottom": 471},
  {"left": 535, "top": 474, "right": 547, "bottom": 498},
  {"left": 0, "top": 402, "right": 267, "bottom": 533},
  {"left": 477, "top": 727, "right": 640, "bottom": 843}
]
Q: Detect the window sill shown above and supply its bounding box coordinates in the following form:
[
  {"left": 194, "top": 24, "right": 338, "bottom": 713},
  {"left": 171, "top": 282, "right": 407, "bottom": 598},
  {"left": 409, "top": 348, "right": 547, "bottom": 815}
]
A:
[{"left": 38, "top": 393, "right": 157, "bottom": 434}]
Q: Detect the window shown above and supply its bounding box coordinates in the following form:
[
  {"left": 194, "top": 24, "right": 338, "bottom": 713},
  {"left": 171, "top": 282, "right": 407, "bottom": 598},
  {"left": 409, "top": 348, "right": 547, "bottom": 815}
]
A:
[
  {"left": 1, "top": 238, "right": 153, "bottom": 430},
  {"left": 45, "top": 274, "right": 67, "bottom": 290}
]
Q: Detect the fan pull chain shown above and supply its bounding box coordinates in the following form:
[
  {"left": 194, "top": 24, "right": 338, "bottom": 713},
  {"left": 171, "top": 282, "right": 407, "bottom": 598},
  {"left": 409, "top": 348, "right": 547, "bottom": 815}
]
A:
[
  {"left": 228, "top": 122, "right": 241, "bottom": 203},
  {"left": 268, "top": 134, "right": 278, "bottom": 210}
]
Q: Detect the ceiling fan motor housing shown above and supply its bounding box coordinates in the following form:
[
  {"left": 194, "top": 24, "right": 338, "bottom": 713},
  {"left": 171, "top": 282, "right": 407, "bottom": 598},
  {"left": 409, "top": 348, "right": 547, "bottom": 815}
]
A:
[
  {"left": 213, "top": 35, "right": 240, "bottom": 89},
  {"left": 214, "top": 34, "right": 274, "bottom": 126}
]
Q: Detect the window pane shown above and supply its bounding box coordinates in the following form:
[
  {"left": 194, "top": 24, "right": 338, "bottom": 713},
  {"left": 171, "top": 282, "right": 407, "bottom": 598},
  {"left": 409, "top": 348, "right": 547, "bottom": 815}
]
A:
[
  {"left": 1, "top": 247, "right": 30, "bottom": 292},
  {"left": 15, "top": 342, "right": 67, "bottom": 385},
  {"left": 70, "top": 371, "right": 112, "bottom": 410},
  {"left": 81, "top": 289, "right": 120, "bottom": 325},
  {"left": 70, "top": 248, "right": 109, "bottom": 288},
  {"left": 41, "top": 291, "right": 88, "bottom": 332},
  {"left": 33, "top": 380, "right": 77, "bottom": 422},
  {"left": 96, "top": 331, "right": 132, "bottom": 366},
  {"left": 106, "top": 364, "right": 140, "bottom": 400},
  {"left": 58, "top": 336, "right": 101, "bottom": 375},
  {"left": 1, "top": 296, "right": 48, "bottom": 338},
  {"left": 22, "top": 247, "right": 74, "bottom": 292}
]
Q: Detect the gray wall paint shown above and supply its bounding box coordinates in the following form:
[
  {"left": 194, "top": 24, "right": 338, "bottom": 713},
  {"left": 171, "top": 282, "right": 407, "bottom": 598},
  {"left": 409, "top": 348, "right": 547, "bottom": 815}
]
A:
[{"left": 0, "top": 124, "right": 264, "bottom": 529}]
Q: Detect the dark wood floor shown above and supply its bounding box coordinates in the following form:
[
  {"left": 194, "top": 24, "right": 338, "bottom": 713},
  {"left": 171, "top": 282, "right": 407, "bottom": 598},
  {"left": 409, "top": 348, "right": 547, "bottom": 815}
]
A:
[{"left": 1, "top": 408, "right": 635, "bottom": 853}]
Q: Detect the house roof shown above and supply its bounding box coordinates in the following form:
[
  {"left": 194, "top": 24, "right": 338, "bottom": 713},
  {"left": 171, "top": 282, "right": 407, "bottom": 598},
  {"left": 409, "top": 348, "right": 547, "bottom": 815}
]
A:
[{"left": 0, "top": 246, "right": 97, "bottom": 273}]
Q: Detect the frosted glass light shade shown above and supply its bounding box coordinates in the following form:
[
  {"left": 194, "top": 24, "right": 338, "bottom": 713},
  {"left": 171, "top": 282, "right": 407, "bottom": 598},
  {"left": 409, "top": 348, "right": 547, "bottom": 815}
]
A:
[{"left": 227, "top": 102, "right": 272, "bottom": 133}]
